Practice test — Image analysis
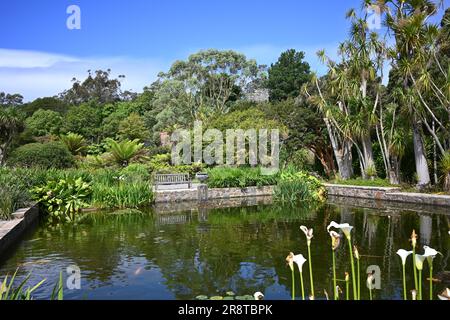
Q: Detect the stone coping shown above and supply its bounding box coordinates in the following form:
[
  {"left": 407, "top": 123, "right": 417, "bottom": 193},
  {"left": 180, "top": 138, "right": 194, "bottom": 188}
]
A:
[
  {"left": 0, "top": 205, "right": 40, "bottom": 258},
  {"left": 323, "top": 183, "right": 401, "bottom": 191}
]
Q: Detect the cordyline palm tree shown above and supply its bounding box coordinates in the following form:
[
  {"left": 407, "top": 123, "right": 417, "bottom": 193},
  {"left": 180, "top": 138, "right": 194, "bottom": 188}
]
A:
[
  {"left": 0, "top": 107, "right": 24, "bottom": 165},
  {"left": 379, "top": 0, "right": 445, "bottom": 188},
  {"left": 302, "top": 4, "right": 387, "bottom": 181}
]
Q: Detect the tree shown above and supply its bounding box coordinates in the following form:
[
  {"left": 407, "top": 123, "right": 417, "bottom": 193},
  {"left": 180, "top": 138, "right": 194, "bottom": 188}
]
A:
[
  {"left": 0, "top": 92, "right": 23, "bottom": 108},
  {"left": 118, "top": 113, "right": 149, "bottom": 141},
  {"left": 267, "top": 49, "right": 311, "bottom": 101},
  {"left": 59, "top": 69, "right": 128, "bottom": 105},
  {"left": 20, "top": 97, "right": 67, "bottom": 116},
  {"left": 160, "top": 49, "right": 266, "bottom": 115},
  {"left": 63, "top": 103, "right": 102, "bottom": 141},
  {"left": 0, "top": 108, "right": 25, "bottom": 165},
  {"left": 264, "top": 99, "right": 336, "bottom": 177},
  {"left": 25, "top": 109, "right": 63, "bottom": 136},
  {"left": 381, "top": 0, "right": 440, "bottom": 188}
]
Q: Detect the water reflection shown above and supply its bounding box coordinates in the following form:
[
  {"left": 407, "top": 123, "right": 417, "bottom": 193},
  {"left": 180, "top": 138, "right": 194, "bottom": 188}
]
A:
[{"left": 0, "top": 199, "right": 448, "bottom": 300}]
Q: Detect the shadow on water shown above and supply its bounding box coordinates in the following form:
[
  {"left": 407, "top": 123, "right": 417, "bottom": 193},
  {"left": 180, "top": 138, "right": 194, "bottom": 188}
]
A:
[{"left": 0, "top": 196, "right": 448, "bottom": 300}]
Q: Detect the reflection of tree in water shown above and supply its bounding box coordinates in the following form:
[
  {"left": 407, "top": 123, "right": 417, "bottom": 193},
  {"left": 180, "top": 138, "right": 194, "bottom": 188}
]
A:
[
  {"left": 147, "top": 204, "right": 319, "bottom": 299},
  {"left": 1, "top": 202, "right": 448, "bottom": 300}
]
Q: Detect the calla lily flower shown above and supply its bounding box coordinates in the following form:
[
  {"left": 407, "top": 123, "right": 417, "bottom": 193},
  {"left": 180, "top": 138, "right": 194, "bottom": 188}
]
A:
[
  {"left": 438, "top": 288, "right": 450, "bottom": 301},
  {"left": 329, "top": 231, "right": 341, "bottom": 251},
  {"left": 414, "top": 254, "right": 426, "bottom": 271},
  {"left": 292, "top": 254, "right": 307, "bottom": 273},
  {"left": 410, "top": 230, "right": 418, "bottom": 248},
  {"left": 254, "top": 292, "right": 264, "bottom": 300},
  {"left": 353, "top": 245, "right": 360, "bottom": 260},
  {"left": 300, "top": 226, "right": 313, "bottom": 245},
  {"left": 423, "top": 246, "right": 442, "bottom": 260},
  {"left": 367, "top": 273, "right": 374, "bottom": 288},
  {"left": 327, "top": 221, "right": 353, "bottom": 240},
  {"left": 411, "top": 289, "right": 417, "bottom": 301},
  {"left": 396, "top": 249, "right": 413, "bottom": 266},
  {"left": 286, "top": 252, "right": 294, "bottom": 272}
]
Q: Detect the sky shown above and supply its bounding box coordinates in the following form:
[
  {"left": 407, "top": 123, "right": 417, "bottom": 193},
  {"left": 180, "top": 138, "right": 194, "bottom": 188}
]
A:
[{"left": 0, "top": 0, "right": 447, "bottom": 101}]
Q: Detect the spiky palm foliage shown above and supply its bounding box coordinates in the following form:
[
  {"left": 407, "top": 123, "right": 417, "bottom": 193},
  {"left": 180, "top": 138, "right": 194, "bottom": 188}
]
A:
[
  {"left": 105, "top": 139, "right": 148, "bottom": 167},
  {"left": 60, "top": 132, "right": 87, "bottom": 155}
]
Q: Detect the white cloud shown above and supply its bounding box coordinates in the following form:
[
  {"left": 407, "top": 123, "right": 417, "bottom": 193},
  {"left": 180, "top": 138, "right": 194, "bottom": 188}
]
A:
[{"left": 0, "top": 49, "right": 168, "bottom": 101}]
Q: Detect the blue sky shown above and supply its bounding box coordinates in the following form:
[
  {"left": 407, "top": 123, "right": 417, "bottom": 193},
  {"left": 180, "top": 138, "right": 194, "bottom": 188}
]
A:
[{"left": 0, "top": 0, "right": 446, "bottom": 101}]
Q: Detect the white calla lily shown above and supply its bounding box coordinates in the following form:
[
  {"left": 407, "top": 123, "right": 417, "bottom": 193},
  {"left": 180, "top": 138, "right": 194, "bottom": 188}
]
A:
[
  {"left": 414, "top": 254, "right": 426, "bottom": 271},
  {"left": 292, "top": 254, "right": 307, "bottom": 273},
  {"left": 423, "top": 246, "right": 441, "bottom": 260},
  {"left": 254, "top": 292, "right": 264, "bottom": 300},
  {"left": 327, "top": 221, "right": 353, "bottom": 240},
  {"left": 438, "top": 288, "right": 450, "bottom": 301},
  {"left": 300, "top": 226, "right": 313, "bottom": 245},
  {"left": 396, "top": 249, "right": 413, "bottom": 266},
  {"left": 300, "top": 226, "right": 315, "bottom": 298},
  {"left": 422, "top": 246, "right": 442, "bottom": 300}
]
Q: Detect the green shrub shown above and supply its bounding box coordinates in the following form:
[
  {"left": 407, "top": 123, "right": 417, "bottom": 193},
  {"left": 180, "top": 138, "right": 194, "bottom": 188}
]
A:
[
  {"left": 7, "top": 142, "right": 74, "bottom": 169},
  {"left": 147, "top": 154, "right": 204, "bottom": 177},
  {"left": 90, "top": 168, "right": 154, "bottom": 209},
  {"left": 0, "top": 167, "right": 51, "bottom": 219},
  {"left": 206, "top": 167, "right": 278, "bottom": 188},
  {"left": 274, "top": 169, "right": 326, "bottom": 203},
  {"left": 32, "top": 177, "right": 92, "bottom": 224}
]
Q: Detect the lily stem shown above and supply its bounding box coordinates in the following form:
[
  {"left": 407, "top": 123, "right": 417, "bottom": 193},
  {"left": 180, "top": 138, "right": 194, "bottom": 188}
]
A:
[
  {"left": 418, "top": 269, "right": 422, "bottom": 300},
  {"left": 357, "top": 257, "right": 360, "bottom": 300},
  {"left": 429, "top": 265, "right": 433, "bottom": 301},
  {"left": 347, "top": 238, "right": 357, "bottom": 300},
  {"left": 412, "top": 248, "right": 418, "bottom": 291},
  {"left": 299, "top": 271, "right": 305, "bottom": 300},
  {"left": 346, "top": 277, "right": 349, "bottom": 300},
  {"left": 402, "top": 264, "right": 407, "bottom": 300},
  {"left": 307, "top": 244, "right": 314, "bottom": 299},
  {"left": 332, "top": 250, "right": 337, "bottom": 300},
  {"left": 291, "top": 268, "right": 295, "bottom": 300}
]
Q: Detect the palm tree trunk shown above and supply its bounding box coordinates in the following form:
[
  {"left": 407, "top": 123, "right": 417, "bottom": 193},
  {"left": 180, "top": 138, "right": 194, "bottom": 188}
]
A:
[
  {"left": 362, "top": 134, "right": 375, "bottom": 179},
  {"left": 388, "top": 156, "right": 401, "bottom": 185},
  {"left": 412, "top": 120, "right": 431, "bottom": 189}
]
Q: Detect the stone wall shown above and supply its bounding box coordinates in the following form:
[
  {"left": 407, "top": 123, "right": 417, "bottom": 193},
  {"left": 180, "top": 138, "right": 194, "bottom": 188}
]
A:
[
  {"left": 155, "top": 186, "right": 274, "bottom": 203},
  {"left": 0, "top": 205, "right": 40, "bottom": 257},
  {"left": 325, "top": 184, "right": 450, "bottom": 208}
]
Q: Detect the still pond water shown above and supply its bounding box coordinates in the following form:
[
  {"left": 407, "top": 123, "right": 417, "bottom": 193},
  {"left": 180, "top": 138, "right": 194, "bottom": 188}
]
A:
[{"left": 0, "top": 197, "right": 448, "bottom": 300}]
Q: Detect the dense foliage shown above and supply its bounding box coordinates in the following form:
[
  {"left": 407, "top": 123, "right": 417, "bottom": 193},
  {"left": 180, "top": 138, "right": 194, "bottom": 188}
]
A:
[{"left": 7, "top": 142, "right": 74, "bottom": 169}]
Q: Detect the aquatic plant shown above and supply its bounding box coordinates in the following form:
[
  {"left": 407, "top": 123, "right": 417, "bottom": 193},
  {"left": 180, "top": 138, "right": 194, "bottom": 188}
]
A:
[
  {"left": 422, "top": 246, "right": 442, "bottom": 300},
  {"left": 327, "top": 221, "right": 357, "bottom": 300},
  {"left": 286, "top": 252, "right": 295, "bottom": 300},
  {"left": 293, "top": 253, "right": 307, "bottom": 300},
  {"left": 396, "top": 249, "right": 413, "bottom": 300},
  {"left": 328, "top": 230, "right": 341, "bottom": 300},
  {"left": 414, "top": 254, "right": 426, "bottom": 300},
  {"left": 300, "top": 226, "right": 314, "bottom": 299},
  {"left": 367, "top": 272, "right": 374, "bottom": 300},
  {"left": 354, "top": 246, "right": 361, "bottom": 300},
  {"left": 32, "top": 177, "right": 92, "bottom": 224},
  {"left": 410, "top": 230, "right": 419, "bottom": 292}
]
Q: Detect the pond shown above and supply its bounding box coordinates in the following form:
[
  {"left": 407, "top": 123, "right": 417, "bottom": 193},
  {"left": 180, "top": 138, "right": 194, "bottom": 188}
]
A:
[{"left": 0, "top": 197, "right": 448, "bottom": 300}]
